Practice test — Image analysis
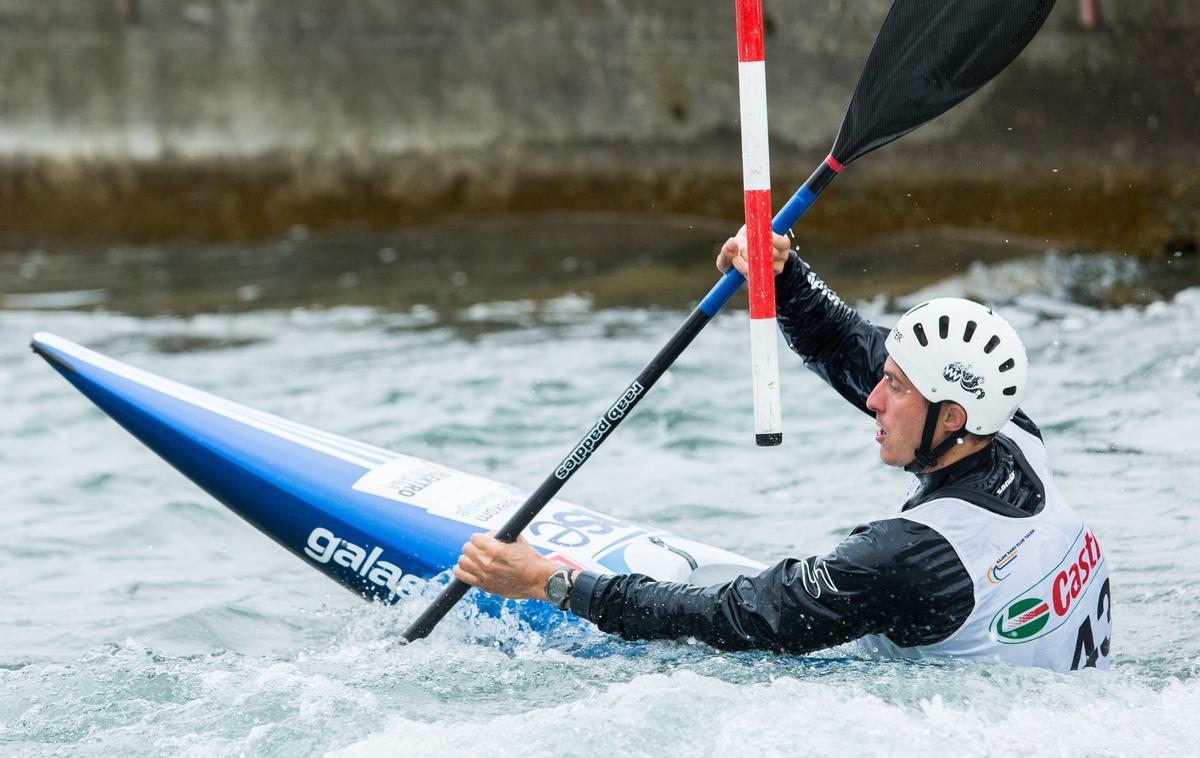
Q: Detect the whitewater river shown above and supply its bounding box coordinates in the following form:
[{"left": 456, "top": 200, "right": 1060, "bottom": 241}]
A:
[{"left": 2, "top": 215, "right": 1198, "bottom": 756}]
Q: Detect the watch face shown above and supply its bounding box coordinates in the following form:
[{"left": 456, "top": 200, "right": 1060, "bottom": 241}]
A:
[{"left": 546, "top": 571, "right": 569, "bottom": 607}]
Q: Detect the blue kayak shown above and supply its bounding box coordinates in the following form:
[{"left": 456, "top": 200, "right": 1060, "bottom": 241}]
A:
[{"left": 31, "top": 333, "right": 762, "bottom": 619}]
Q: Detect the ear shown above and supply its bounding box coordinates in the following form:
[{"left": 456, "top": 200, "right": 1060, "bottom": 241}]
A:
[{"left": 940, "top": 402, "right": 968, "bottom": 434}]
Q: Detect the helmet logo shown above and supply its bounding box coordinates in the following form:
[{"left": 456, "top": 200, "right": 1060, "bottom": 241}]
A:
[{"left": 943, "top": 361, "right": 986, "bottom": 399}]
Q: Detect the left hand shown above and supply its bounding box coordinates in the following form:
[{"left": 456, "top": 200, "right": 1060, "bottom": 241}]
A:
[
  {"left": 715, "top": 225, "right": 792, "bottom": 276},
  {"left": 454, "top": 532, "right": 559, "bottom": 601}
]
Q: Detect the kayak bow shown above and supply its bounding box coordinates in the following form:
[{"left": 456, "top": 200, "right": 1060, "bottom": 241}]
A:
[{"left": 31, "top": 333, "right": 762, "bottom": 623}]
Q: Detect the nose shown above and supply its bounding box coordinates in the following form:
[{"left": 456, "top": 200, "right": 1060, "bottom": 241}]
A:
[{"left": 866, "top": 376, "right": 887, "bottom": 414}]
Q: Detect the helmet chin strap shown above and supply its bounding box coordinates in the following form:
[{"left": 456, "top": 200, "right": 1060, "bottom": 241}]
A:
[{"left": 905, "top": 401, "right": 966, "bottom": 474}]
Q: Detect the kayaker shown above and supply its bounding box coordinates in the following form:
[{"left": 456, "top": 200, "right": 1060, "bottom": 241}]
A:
[{"left": 455, "top": 230, "right": 1112, "bottom": 672}]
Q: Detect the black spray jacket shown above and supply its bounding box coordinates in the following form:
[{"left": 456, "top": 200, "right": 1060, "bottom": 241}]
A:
[{"left": 567, "top": 254, "right": 1044, "bottom": 655}]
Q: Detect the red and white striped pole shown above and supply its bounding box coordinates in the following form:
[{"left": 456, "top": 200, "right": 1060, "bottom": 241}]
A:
[{"left": 735, "top": 0, "right": 782, "bottom": 446}]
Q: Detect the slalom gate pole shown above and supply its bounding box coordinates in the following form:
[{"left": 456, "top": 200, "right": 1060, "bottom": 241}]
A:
[{"left": 734, "top": 0, "right": 784, "bottom": 448}]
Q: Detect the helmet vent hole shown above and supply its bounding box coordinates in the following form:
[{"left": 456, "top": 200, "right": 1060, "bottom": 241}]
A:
[
  {"left": 984, "top": 335, "right": 1001, "bottom": 354},
  {"left": 998, "top": 358, "right": 1015, "bottom": 372},
  {"left": 913, "top": 323, "right": 928, "bottom": 347},
  {"left": 963, "top": 320, "right": 977, "bottom": 342},
  {"left": 938, "top": 316, "right": 949, "bottom": 339},
  {"left": 1003, "top": 386, "right": 1018, "bottom": 396}
]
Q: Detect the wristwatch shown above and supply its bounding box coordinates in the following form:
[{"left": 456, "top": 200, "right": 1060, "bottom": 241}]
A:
[{"left": 544, "top": 567, "right": 575, "bottom": 611}]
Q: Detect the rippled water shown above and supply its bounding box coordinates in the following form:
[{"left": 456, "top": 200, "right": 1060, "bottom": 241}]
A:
[{"left": 2, "top": 222, "right": 1199, "bottom": 756}]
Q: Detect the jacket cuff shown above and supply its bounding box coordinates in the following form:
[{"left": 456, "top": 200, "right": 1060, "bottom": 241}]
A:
[
  {"left": 775, "top": 251, "right": 810, "bottom": 301},
  {"left": 569, "top": 570, "right": 602, "bottom": 620}
]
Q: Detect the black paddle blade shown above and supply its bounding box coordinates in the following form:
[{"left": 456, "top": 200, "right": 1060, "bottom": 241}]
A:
[{"left": 832, "top": 0, "right": 1056, "bottom": 165}]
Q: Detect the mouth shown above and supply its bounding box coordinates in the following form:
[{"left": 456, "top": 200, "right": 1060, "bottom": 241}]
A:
[{"left": 875, "top": 425, "right": 886, "bottom": 444}]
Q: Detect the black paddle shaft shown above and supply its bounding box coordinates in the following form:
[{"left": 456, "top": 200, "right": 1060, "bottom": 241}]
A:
[
  {"left": 400, "top": 307, "right": 712, "bottom": 642},
  {"left": 400, "top": 0, "right": 1058, "bottom": 643}
]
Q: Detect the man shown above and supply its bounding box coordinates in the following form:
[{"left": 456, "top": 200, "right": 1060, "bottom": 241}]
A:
[{"left": 455, "top": 231, "right": 1112, "bottom": 672}]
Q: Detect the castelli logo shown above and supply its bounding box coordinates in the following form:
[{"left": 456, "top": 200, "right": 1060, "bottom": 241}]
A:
[
  {"left": 1051, "top": 531, "right": 1102, "bottom": 617},
  {"left": 943, "top": 361, "right": 986, "bottom": 399}
]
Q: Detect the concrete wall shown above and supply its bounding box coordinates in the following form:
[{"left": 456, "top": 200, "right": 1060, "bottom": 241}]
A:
[{"left": 0, "top": 0, "right": 1196, "bottom": 251}]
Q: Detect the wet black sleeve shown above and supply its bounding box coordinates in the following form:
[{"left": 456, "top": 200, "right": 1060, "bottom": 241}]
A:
[
  {"left": 569, "top": 518, "right": 974, "bottom": 655},
  {"left": 774, "top": 252, "right": 889, "bottom": 416}
]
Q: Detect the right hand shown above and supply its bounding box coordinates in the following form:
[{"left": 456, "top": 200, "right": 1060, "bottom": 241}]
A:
[
  {"left": 715, "top": 225, "right": 791, "bottom": 277},
  {"left": 454, "top": 533, "right": 559, "bottom": 602}
]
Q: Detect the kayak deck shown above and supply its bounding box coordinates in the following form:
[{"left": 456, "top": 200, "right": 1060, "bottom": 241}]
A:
[{"left": 31, "top": 332, "right": 763, "bottom": 626}]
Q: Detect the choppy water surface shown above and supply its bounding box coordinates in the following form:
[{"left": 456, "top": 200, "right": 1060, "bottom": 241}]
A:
[{"left": 2, "top": 217, "right": 1198, "bottom": 756}]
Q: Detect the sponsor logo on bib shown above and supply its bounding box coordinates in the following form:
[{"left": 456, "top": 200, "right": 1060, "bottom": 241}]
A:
[
  {"left": 989, "top": 528, "right": 1103, "bottom": 644},
  {"left": 987, "top": 551, "right": 1018, "bottom": 583},
  {"left": 987, "top": 529, "right": 1035, "bottom": 584},
  {"left": 996, "top": 597, "right": 1050, "bottom": 639}
]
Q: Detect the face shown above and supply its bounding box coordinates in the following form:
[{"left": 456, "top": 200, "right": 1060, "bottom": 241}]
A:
[{"left": 865, "top": 356, "right": 929, "bottom": 467}]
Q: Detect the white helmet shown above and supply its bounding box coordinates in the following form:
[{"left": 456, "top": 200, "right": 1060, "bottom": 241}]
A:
[{"left": 885, "top": 298, "right": 1027, "bottom": 435}]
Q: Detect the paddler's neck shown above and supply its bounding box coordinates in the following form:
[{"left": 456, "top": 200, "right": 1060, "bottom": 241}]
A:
[{"left": 924, "top": 433, "right": 992, "bottom": 474}]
